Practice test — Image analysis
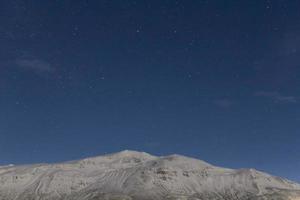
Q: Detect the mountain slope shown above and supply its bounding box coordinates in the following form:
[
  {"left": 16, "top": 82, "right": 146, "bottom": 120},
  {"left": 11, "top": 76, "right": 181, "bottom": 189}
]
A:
[{"left": 0, "top": 150, "right": 299, "bottom": 200}]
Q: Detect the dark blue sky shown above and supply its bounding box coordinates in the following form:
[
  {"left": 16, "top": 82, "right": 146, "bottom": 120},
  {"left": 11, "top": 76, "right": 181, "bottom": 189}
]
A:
[{"left": 1, "top": 0, "right": 300, "bottom": 182}]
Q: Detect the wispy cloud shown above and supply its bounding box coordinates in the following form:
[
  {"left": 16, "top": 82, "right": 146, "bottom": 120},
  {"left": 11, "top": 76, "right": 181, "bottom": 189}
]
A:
[
  {"left": 214, "top": 99, "right": 234, "bottom": 108},
  {"left": 15, "top": 58, "right": 54, "bottom": 73},
  {"left": 255, "top": 91, "right": 298, "bottom": 103}
]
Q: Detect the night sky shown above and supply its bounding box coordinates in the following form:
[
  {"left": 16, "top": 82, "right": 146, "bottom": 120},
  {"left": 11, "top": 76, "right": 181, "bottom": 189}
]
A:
[{"left": 1, "top": 1, "right": 300, "bottom": 182}]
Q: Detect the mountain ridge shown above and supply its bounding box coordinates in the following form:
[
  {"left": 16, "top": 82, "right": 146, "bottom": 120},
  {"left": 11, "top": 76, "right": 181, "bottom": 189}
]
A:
[{"left": 0, "top": 150, "right": 299, "bottom": 200}]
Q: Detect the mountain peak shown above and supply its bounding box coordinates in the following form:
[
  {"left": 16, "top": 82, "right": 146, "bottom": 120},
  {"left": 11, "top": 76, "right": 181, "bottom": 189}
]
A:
[
  {"left": 102, "top": 150, "right": 157, "bottom": 160},
  {"left": 111, "top": 149, "right": 153, "bottom": 156}
]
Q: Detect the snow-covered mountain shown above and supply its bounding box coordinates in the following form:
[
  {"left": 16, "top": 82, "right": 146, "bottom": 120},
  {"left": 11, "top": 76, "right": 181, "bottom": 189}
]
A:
[{"left": 0, "top": 150, "right": 299, "bottom": 200}]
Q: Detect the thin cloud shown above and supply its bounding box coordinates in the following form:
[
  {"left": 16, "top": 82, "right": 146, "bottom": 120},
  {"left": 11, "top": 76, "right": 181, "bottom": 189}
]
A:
[
  {"left": 214, "top": 99, "right": 234, "bottom": 108},
  {"left": 15, "top": 58, "right": 54, "bottom": 73},
  {"left": 144, "top": 141, "right": 160, "bottom": 148},
  {"left": 255, "top": 91, "right": 280, "bottom": 97},
  {"left": 255, "top": 91, "right": 297, "bottom": 103}
]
